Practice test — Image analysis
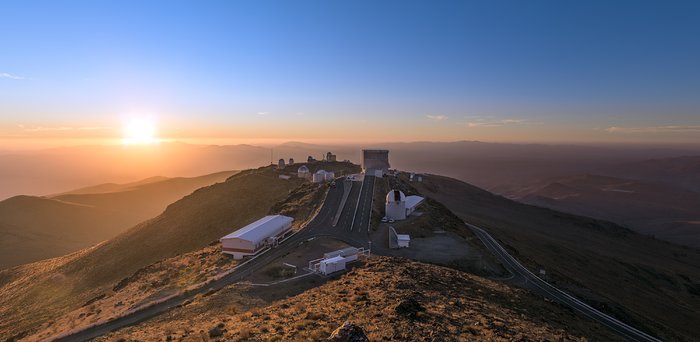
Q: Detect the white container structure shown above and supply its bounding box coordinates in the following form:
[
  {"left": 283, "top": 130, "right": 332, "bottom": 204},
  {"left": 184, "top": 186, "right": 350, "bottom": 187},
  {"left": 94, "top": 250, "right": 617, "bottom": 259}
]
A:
[
  {"left": 319, "top": 255, "right": 346, "bottom": 275},
  {"left": 220, "top": 215, "right": 293, "bottom": 259},
  {"left": 397, "top": 234, "right": 411, "bottom": 248},
  {"left": 309, "top": 246, "right": 368, "bottom": 275},
  {"left": 324, "top": 247, "right": 359, "bottom": 262}
]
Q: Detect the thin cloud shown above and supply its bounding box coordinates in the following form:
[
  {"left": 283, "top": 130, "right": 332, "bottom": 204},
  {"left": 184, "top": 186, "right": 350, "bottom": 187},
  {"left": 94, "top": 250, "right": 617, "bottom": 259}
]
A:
[
  {"left": 0, "top": 72, "right": 25, "bottom": 80},
  {"left": 257, "top": 112, "right": 269, "bottom": 116},
  {"left": 605, "top": 125, "right": 700, "bottom": 133},
  {"left": 426, "top": 114, "right": 449, "bottom": 121},
  {"left": 466, "top": 119, "right": 525, "bottom": 128}
]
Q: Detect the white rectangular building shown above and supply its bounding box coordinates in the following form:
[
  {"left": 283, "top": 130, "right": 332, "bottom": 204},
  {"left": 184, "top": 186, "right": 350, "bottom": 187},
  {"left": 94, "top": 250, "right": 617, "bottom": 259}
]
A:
[
  {"left": 405, "top": 195, "right": 425, "bottom": 216},
  {"left": 320, "top": 255, "right": 347, "bottom": 275},
  {"left": 397, "top": 234, "right": 411, "bottom": 248},
  {"left": 324, "top": 247, "right": 359, "bottom": 262},
  {"left": 220, "top": 215, "right": 293, "bottom": 259}
]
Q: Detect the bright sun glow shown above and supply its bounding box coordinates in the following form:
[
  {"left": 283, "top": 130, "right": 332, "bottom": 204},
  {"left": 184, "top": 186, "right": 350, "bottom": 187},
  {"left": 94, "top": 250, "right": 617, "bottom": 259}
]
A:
[{"left": 122, "top": 117, "right": 158, "bottom": 145}]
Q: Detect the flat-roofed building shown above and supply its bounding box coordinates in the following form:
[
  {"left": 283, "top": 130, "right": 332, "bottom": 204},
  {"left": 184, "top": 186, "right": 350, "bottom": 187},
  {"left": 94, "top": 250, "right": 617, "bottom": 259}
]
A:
[
  {"left": 361, "top": 149, "right": 390, "bottom": 175},
  {"left": 220, "top": 215, "right": 293, "bottom": 259}
]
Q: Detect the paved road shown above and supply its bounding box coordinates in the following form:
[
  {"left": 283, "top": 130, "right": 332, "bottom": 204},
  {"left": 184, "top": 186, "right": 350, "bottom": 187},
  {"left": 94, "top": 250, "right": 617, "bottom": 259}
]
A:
[
  {"left": 56, "top": 180, "right": 350, "bottom": 342},
  {"left": 468, "top": 223, "right": 662, "bottom": 342},
  {"left": 350, "top": 175, "right": 375, "bottom": 235},
  {"left": 56, "top": 174, "right": 380, "bottom": 341}
]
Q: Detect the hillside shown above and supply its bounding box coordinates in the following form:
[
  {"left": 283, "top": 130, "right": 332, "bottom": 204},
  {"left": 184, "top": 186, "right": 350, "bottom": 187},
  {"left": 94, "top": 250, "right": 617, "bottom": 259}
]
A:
[
  {"left": 50, "top": 176, "right": 170, "bottom": 195},
  {"left": 0, "top": 164, "right": 339, "bottom": 340},
  {"left": 498, "top": 174, "right": 700, "bottom": 248},
  {"left": 604, "top": 155, "right": 700, "bottom": 191},
  {"left": 92, "top": 256, "right": 619, "bottom": 341},
  {"left": 0, "top": 171, "right": 237, "bottom": 269},
  {"left": 0, "top": 142, "right": 270, "bottom": 200},
  {"left": 411, "top": 174, "right": 700, "bottom": 341}
]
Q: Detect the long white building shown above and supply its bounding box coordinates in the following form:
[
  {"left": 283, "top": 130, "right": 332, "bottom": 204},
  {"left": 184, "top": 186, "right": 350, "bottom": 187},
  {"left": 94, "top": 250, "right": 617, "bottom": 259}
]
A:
[{"left": 220, "top": 215, "right": 293, "bottom": 259}]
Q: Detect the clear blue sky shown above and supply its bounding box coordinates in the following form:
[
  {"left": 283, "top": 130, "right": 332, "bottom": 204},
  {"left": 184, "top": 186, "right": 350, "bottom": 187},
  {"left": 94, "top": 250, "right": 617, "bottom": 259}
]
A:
[{"left": 1, "top": 0, "right": 699, "bottom": 145}]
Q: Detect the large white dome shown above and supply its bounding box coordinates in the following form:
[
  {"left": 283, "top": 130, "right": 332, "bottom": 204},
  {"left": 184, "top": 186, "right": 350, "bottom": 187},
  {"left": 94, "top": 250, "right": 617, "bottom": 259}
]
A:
[{"left": 386, "top": 189, "right": 406, "bottom": 203}]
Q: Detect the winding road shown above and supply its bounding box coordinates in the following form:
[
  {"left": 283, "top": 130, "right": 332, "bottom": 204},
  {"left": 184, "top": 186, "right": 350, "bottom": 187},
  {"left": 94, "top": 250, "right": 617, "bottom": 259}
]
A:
[
  {"left": 468, "top": 223, "right": 662, "bottom": 342},
  {"left": 56, "top": 175, "right": 376, "bottom": 341}
]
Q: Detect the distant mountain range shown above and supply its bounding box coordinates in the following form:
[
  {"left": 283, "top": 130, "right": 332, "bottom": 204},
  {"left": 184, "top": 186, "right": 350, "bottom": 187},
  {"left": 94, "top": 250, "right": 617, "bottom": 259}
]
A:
[
  {"left": 493, "top": 156, "right": 700, "bottom": 248},
  {"left": 1, "top": 166, "right": 698, "bottom": 341},
  {"left": 0, "top": 171, "right": 237, "bottom": 269},
  {"left": 2, "top": 141, "right": 699, "bottom": 200}
]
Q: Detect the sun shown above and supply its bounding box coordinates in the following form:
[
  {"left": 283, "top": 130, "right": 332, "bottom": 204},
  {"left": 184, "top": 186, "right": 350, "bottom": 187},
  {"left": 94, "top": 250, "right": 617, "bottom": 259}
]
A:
[{"left": 122, "top": 117, "right": 158, "bottom": 145}]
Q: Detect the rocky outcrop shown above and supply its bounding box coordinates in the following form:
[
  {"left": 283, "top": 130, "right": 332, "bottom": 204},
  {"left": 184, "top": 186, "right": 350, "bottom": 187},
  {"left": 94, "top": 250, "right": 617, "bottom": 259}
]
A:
[{"left": 326, "top": 321, "right": 369, "bottom": 342}]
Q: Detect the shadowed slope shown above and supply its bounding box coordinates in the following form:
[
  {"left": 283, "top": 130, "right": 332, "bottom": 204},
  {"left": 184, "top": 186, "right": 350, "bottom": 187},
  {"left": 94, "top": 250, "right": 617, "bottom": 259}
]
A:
[
  {"left": 0, "top": 171, "right": 237, "bottom": 269},
  {"left": 412, "top": 174, "right": 700, "bottom": 341}
]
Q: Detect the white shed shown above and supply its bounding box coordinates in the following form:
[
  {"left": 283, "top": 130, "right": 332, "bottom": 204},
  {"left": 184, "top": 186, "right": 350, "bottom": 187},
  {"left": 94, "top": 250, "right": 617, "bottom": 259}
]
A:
[
  {"left": 320, "top": 255, "right": 347, "bottom": 275},
  {"left": 324, "top": 247, "right": 359, "bottom": 262},
  {"left": 220, "top": 215, "right": 293, "bottom": 259},
  {"left": 397, "top": 234, "right": 411, "bottom": 248}
]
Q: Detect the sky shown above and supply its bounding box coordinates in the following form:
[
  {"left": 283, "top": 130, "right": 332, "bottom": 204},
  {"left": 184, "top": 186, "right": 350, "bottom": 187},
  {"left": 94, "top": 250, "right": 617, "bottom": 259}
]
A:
[{"left": 1, "top": 0, "right": 699, "bottom": 148}]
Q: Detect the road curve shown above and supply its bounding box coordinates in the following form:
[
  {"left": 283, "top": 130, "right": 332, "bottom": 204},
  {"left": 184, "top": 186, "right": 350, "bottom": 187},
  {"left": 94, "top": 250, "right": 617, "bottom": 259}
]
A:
[
  {"left": 468, "top": 223, "right": 662, "bottom": 342},
  {"left": 54, "top": 181, "right": 348, "bottom": 342}
]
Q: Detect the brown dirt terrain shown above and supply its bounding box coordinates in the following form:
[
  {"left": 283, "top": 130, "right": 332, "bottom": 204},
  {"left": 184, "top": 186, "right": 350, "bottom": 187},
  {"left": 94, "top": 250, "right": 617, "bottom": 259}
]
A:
[
  {"left": 27, "top": 244, "right": 238, "bottom": 341},
  {"left": 411, "top": 173, "right": 700, "bottom": 341},
  {"left": 0, "top": 165, "right": 338, "bottom": 341},
  {"left": 95, "top": 256, "right": 621, "bottom": 342}
]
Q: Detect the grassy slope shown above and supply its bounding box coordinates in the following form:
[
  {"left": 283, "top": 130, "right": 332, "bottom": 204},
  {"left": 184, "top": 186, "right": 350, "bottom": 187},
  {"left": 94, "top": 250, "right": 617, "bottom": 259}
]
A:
[
  {"left": 412, "top": 174, "right": 700, "bottom": 341},
  {"left": 0, "top": 171, "right": 237, "bottom": 269},
  {"left": 0, "top": 166, "right": 306, "bottom": 340},
  {"left": 96, "top": 256, "right": 620, "bottom": 342}
]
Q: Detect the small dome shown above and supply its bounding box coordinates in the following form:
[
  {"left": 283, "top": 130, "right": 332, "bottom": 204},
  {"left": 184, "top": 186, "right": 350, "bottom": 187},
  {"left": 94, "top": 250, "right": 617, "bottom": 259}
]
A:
[
  {"left": 298, "top": 165, "right": 309, "bottom": 173},
  {"left": 386, "top": 190, "right": 406, "bottom": 203},
  {"left": 315, "top": 169, "right": 327, "bottom": 175}
]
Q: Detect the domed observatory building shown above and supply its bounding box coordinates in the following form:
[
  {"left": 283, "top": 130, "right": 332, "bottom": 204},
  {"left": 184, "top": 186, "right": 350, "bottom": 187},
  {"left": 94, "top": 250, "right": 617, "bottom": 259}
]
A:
[
  {"left": 313, "top": 169, "right": 327, "bottom": 183},
  {"left": 297, "top": 165, "right": 310, "bottom": 179},
  {"left": 385, "top": 189, "right": 425, "bottom": 221},
  {"left": 385, "top": 190, "right": 407, "bottom": 220}
]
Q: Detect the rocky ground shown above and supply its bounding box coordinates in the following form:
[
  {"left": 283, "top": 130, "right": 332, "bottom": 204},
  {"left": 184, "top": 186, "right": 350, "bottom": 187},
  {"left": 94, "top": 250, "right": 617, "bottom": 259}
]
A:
[{"left": 96, "top": 256, "right": 620, "bottom": 341}]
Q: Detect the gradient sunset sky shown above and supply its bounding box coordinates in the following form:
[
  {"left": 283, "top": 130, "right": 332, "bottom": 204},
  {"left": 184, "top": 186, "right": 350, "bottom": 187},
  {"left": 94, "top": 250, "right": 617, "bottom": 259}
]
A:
[{"left": 1, "top": 0, "right": 699, "bottom": 148}]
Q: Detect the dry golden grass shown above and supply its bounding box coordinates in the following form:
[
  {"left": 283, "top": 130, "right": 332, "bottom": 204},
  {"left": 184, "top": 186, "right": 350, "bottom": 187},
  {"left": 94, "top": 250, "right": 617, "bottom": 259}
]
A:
[
  {"left": 95, "top": 256, "right": 620, "bottom": 342},
  {"left": 26, "top": 244, "right": 237, "bottom": 341},
  {"left": 0, "top": 166, "right": 322, "bottom": 341},
  {"left": 411, "top": 173, "right": 700, "bottom": 341}
]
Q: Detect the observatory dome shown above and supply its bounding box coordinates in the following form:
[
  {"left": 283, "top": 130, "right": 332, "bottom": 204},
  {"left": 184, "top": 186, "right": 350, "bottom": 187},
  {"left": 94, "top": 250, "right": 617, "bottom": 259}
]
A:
[
  {"left": 386, "top": 190, "right": 406, "bottom": 203},
  {"left": 298, "top": 165, "right": 309, "bottom": 173}
]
